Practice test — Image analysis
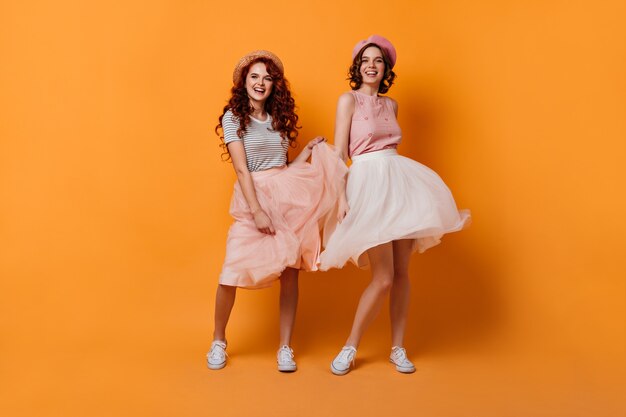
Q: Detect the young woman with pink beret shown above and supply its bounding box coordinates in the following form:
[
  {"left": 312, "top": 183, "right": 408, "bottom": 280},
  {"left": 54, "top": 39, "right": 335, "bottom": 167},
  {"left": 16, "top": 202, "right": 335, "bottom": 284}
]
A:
[{"left": 320, "top": 35, "right": 471, "bottom": 375}]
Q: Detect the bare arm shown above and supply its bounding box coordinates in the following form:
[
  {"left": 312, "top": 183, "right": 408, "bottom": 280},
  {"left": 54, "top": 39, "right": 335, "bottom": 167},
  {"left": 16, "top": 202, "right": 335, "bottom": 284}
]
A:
[
  {"left": 227, "top": 141, "right": 275, "bottom": 235},
  {"left": 334, "top": 93, "right": 354, "bottom": 162},
  {"left": 291, "top": 136, "right": 327, "bottom": 164},
  {"left": 334, "top": 93, "right": 355, "bottom": 221}
]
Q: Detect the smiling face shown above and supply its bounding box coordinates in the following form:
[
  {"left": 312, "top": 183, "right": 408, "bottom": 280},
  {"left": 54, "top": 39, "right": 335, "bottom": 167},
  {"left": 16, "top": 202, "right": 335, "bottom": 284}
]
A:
[
  {"left": 359, "top": 46, "right": 385, "bottom": 87},
  {"left": 245, "top": 61, "right": 274, "bottom": 107}
]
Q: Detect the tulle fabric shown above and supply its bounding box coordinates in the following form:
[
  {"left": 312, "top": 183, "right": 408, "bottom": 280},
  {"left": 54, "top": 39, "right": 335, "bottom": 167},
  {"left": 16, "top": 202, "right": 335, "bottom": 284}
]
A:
[
  {"left": 219, "top": 143, "right": 347, "bottom": 289},
  {"left": 320, "top": 149, "right": 470, "bottom": 270}
]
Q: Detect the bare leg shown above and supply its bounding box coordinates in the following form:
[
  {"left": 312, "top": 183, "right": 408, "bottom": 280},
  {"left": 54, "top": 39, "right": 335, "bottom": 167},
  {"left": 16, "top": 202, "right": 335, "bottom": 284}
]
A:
[
  {"left": 279, "top": 267, "right": 299, "bottom": 347},
  {"left": 213, "top": 284, "right": 237, "bottom": 342},
  {"left": 345, "top": 243, "right": 395, "bottom": 348},
  {"left": 390, "top": 239, "right": 413, "bottom": 347}
]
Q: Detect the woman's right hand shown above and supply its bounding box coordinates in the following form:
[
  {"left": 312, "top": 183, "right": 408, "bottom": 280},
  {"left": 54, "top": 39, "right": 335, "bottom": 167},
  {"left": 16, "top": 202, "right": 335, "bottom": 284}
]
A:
[
  {"left": 253, "top": 209, "right": 276, "bottom": 235},
  {"left": 306, "top": 136, "right": 326, "bottom": 150}
]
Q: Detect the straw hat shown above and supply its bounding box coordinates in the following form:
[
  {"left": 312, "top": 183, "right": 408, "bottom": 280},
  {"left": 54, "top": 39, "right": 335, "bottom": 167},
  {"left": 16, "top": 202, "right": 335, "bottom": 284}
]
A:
[{"left": 232, "top": 50, "right": 284, "bottom": 84}]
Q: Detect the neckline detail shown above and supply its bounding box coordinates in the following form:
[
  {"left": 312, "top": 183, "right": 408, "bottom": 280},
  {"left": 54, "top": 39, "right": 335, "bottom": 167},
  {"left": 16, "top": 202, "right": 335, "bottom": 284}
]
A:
[
  {"left": 249, "top": 114, "right": 272, "bottom": 123},
  {"left": 353, "top": 90, "right": 382, "bottom": 99}
]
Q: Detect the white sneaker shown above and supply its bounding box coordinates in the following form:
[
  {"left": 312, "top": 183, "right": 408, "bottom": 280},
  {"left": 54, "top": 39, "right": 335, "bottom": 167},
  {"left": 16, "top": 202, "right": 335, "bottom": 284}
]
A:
[
  {"left": 277, "top": 345, "right": 297, "bottom": 372},
  {"left": 331, "top": 346, "right": 357, "bottom": 375},
  {"left": 207, "top": 341, "right": 227, "bottom": 370},
  {"left": 390, "top": 346, "right": 416, "bottom": 373}
]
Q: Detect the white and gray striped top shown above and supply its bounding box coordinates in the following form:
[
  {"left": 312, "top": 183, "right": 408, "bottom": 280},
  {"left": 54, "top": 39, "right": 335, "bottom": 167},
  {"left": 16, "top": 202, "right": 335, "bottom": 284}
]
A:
[{"left": 223, "top": 110, "right": 288, "bottom": 172}]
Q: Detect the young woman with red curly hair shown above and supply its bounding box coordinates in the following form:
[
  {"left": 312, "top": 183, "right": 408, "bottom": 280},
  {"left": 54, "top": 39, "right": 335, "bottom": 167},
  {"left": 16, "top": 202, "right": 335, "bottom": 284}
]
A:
[
  {"left": 320, "top": 35, "right": 471, "bottom": 375},
  {"left": 207, "top": 50, "right": 346, "bottom": 372}
]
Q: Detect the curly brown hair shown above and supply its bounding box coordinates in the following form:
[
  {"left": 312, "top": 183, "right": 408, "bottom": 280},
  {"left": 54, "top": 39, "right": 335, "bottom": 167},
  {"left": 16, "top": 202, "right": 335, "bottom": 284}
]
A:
[
  {"left": 348, "top": 44, "right": 396, "bottom": 94},
  {"left": 216, "top": 58, "right": 299, "bottom": 161}
]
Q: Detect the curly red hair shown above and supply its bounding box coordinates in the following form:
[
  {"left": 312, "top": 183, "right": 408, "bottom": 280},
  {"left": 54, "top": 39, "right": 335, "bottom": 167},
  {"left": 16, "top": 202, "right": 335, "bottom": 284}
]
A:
[{"left": 216, "top": 58, "right": 299, "bottom": 161}]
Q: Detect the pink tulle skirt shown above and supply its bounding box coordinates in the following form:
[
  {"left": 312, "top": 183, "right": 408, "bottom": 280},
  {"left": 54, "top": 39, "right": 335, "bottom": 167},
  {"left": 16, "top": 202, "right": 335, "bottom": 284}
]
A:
[{"left": 219, "top": 143, "right": 347, "bottom": 289}]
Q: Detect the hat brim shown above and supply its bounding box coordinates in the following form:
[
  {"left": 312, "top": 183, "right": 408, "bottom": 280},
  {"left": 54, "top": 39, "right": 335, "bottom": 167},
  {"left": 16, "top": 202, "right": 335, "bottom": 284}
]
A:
[{"left": 232, "top": 50, "right": 284, "bottom": 84}]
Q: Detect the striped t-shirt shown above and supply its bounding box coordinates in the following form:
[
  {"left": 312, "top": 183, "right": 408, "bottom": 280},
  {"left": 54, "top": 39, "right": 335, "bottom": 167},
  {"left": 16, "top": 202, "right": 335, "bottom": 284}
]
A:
[{"left": 222, "top": 110, "right": 288, "bottom": 172}]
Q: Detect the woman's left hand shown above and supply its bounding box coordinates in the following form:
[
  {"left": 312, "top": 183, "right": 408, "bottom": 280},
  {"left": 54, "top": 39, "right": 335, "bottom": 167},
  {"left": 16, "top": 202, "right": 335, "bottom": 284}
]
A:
[{"left": 306, "top": 136, "right": 326, "bottom": 150}]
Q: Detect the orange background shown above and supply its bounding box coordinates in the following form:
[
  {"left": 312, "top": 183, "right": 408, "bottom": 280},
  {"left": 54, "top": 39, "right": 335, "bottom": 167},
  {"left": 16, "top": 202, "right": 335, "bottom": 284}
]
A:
[{"left": 1, "top": 1, "right": 625, "bottom": 416}]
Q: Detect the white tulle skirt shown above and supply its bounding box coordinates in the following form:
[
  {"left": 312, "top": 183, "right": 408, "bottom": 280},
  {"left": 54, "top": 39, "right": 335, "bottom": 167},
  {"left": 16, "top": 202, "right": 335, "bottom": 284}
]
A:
[{"left": 319, "top": 149, "right": 470, "bottom": 270}]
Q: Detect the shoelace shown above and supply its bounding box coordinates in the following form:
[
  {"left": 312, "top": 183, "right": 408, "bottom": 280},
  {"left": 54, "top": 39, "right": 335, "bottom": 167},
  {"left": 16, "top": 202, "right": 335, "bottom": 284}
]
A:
[
  {"left": 209, "top": 343, "right": 227, "bottom": 361},
  {"left": 278, "top": 346, "right": 294, "bottom": 363},
  {"left": 337, "top": 347, "right": 356, "bottom": 364},
  {"left": 391, "top": 347, "right": 409, "bottom": 365}
]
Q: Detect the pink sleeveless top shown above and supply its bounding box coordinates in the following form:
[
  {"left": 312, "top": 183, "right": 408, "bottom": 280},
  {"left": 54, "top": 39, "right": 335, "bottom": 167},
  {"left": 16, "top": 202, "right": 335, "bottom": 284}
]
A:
[{"left": 349, "top": 90, "right": 402, "bottom": 158}]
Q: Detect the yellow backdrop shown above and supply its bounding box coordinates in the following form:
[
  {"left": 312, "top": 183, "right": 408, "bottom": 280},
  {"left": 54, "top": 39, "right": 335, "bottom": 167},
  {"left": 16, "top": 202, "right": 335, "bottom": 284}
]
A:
[{"left": 1, "top": 1, "right": 624, "bottom": 416}]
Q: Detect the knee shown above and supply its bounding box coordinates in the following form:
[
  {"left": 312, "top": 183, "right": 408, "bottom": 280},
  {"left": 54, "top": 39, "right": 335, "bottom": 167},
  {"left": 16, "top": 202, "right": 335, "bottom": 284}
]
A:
[{"left": 373, "top": 273, "right": 394, "bottom": 293}]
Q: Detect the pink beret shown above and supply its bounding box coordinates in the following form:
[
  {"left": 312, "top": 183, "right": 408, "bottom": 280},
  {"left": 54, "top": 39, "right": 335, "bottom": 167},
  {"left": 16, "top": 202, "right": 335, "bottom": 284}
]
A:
[{"left": 352, "top": 35, "right": 397, "bottom": 68}]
